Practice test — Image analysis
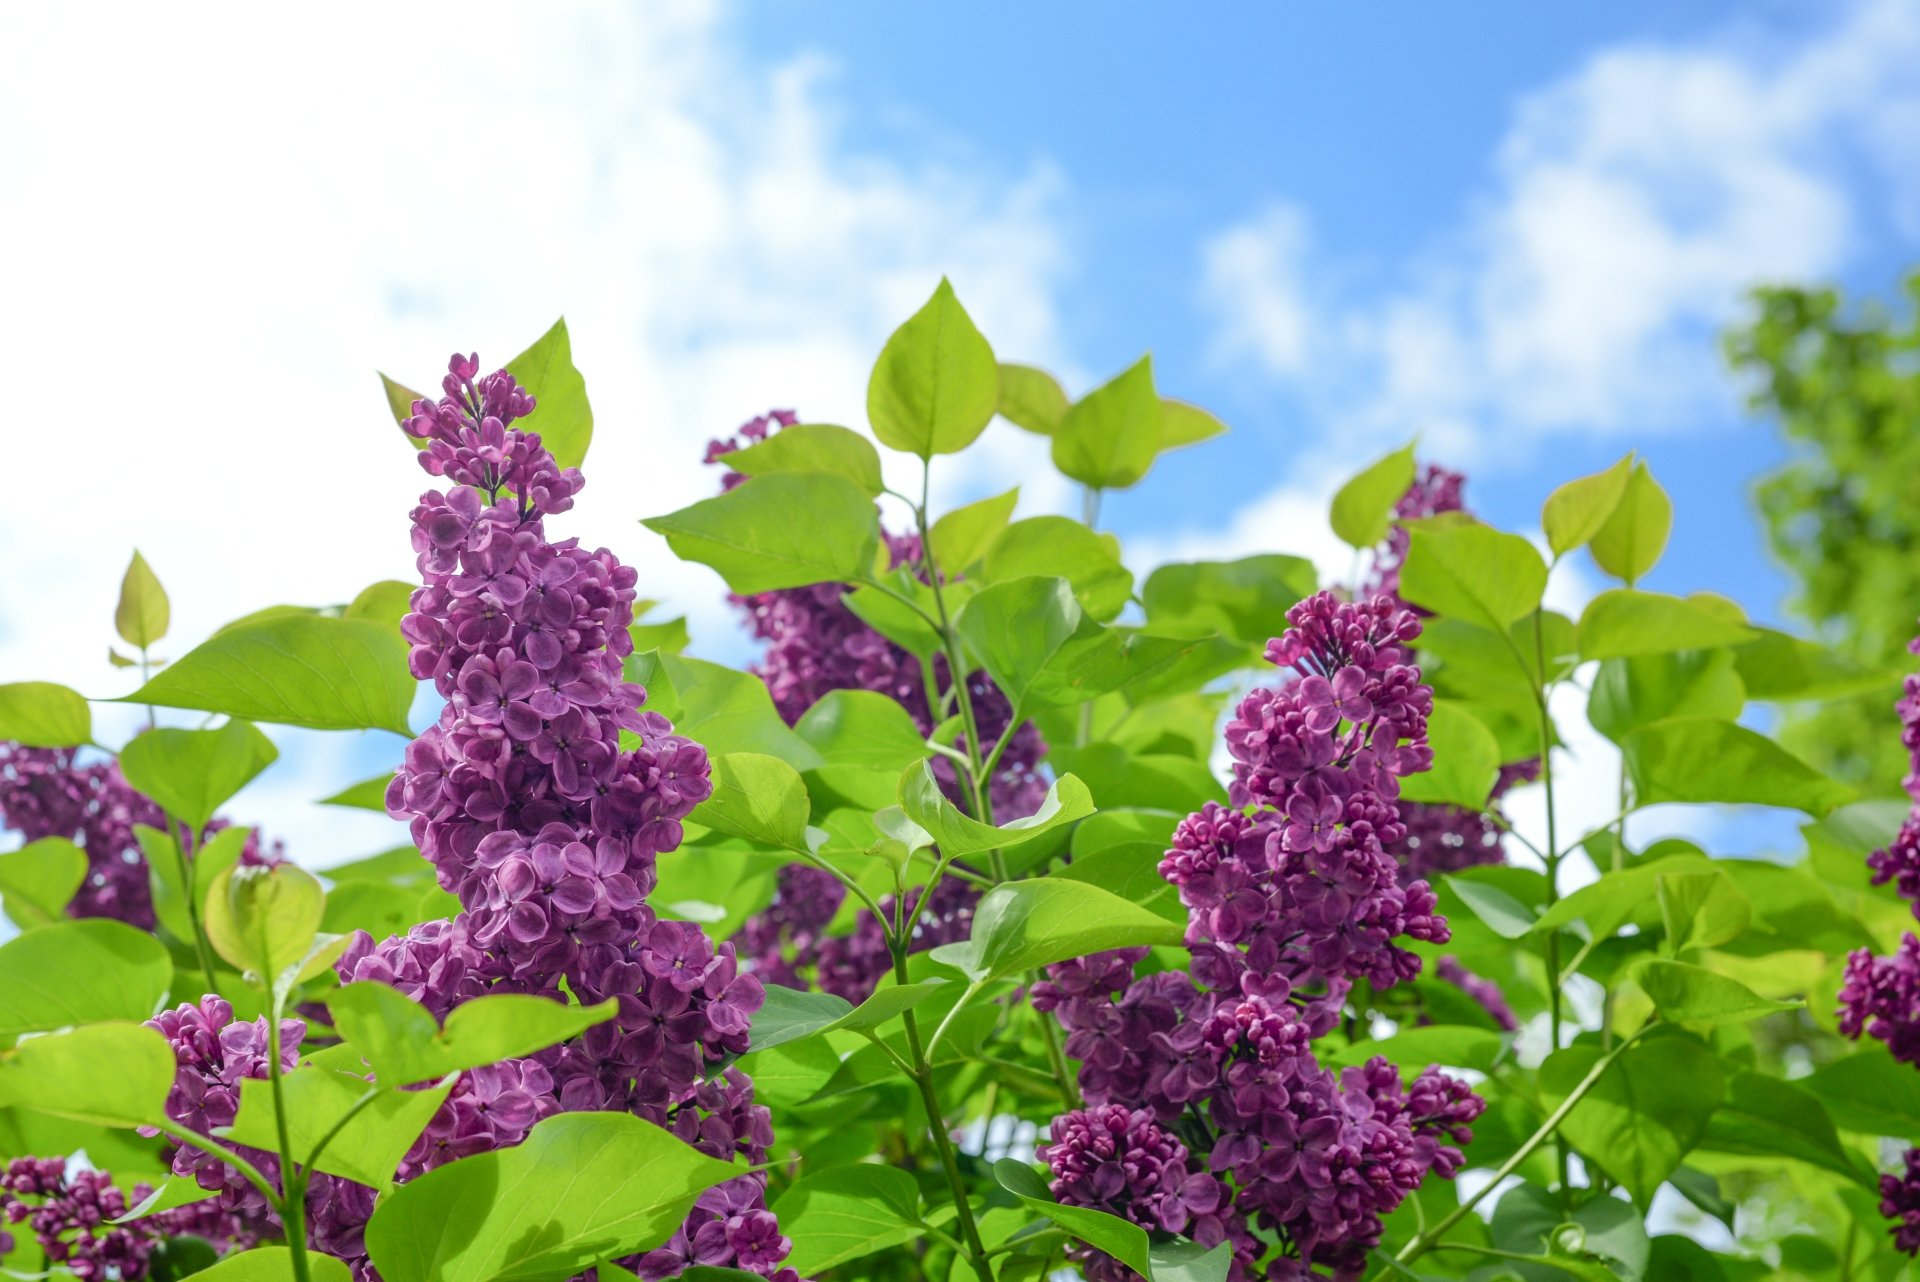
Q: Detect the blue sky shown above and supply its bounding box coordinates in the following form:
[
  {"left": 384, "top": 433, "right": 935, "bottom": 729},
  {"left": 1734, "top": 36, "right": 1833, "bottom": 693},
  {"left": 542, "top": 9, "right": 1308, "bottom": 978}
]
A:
[{"left": 1, "top": 0, "right": 1917, "bottom": 865}]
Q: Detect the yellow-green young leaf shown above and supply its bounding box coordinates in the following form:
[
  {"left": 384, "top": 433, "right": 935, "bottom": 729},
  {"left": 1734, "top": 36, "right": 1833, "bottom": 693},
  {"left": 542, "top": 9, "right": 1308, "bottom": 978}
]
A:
[
  {"left": 344, "top": 580, "right": 414, "bottom": 635},
  {"left": 997, "top": 362, "right": 1069, "bottom": 435},
  {"left": 1325, "top": 1024, "right": 1504, "bottom": 1074},
  {"left": 943, "top": 875, "right": 1184, "bottom": 982},
  {"left": 328, "top": 983, "right": 620, "bottom": 1087},
  {"left": 364, "top": 1113, "right": 740, "bottom": 1282},
  {"left": 867, "top": 278, "right": 999, "bottom": 457},
  {"left": 926, "top": 486, "right": 1019, "bottom": 575},
  {"left": 1329, "top": 443, "right": 1416, "bottom": 550},
  {"left": 1622, "top": 716, "right": 1852, "bottom": 817},
  {"left": 1587, "top": 650, "right": 1746, "bottom": 744},
  {"left": 379, "top": 373, "right": 425, "bottom": 428},
  {"left": 993, "top": 1160, "right": 1232, "bottom": 1282},
  {"left": 1140, "top": 555, "right": 1318, "bottom": 649},
  {"left": 1656, "top": 870, "right": 1751, "bottom": 953},
  {"left": 1159, "top": 398, "right": 1227, "bottom": 451},
  {"left": 794, "top": 690, "right": 928, "bottom": 772},
  {"left": 1398, "top": 703, "right": 1500, "bottom": 810},
  {"left": 898, "top": 761, "right": 1095, "bottom": 862},
  {"left": 204, "top": 863, "right": 326, "bottom": 983},
  {"left": 125, "top": 616, "right": 415, "bottom": 736},
  {"left": 1052, "top": 355, "right": 1163, "bottom": 491},
  {"left": 1398, "top": 519, "right": 1548, "bottom": 632},
  {"left": 1576, "top": 589, "right": 1757, "bottom": 661},
  {"left": 0, "top": 919, "right": 173, "bottom": 1038},
  {"left": 0, "top": 681, "right": 91, "bottom": 748},
  {"left": 771, "top": 1163, "right": 925, "bottom": 1274},
  {"left": 119, "top": 721, "right": 278, "bottom": 832},
  {"left": 1542, "top": 454, "right": 1634, "bottom": 557},
  {"left": 115, "top": 551, "right": 170, "bottom": 648},
  {"left": 1588, "top": 461, "right": 1672, "bottom": 585},
  {"left": 506, "top": 317, "right": 593, "bottom": 472},
  {"left": 186, "top": 1247, "right": 354, "bottom": 1281},
  {"left": 720, "top": 424, "right": 885, "bottom": 497},
  {"left": 1633, "top": 960, "right": 1799, "bottom": 1025},
  {"left": 652, "top": 654, "right": 823, "bottom": 769},
  {"left": 0, "top": 836, "right": 87, "bottom": 928},
  {"left": 226, "top": 1066, "right": 452, "bottom": 1192},
  {"left": 689, "top": 753, "right": 811, "bottom": 850},
  {"left": 1732, "top": 628, "right": 1892, "bottom": 701},
  {"left": 641, "top": 473, "right": 882, "bottom": 595},
  {"left": 981, "top": 516, "right": 1134, "bottom": 621},
  {"left": 1539, "top": 1035, "right": 1723, "bottom": 1207},
  {"left": 0, "top": 1023, "right": 176, "bottom": 1128}
]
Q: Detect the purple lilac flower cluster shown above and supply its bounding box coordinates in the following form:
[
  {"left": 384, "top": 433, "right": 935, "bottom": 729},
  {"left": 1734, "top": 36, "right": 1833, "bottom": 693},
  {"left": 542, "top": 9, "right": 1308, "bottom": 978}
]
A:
[
  {"left": 142, "top": 356, "right": 794, "bottom": 1281},
  {"left": 706, "top": 412, "right": 1044, "bottom": 1001},
  {"left": 0, "top": 1156, "right": 250, "bottom": 1279},
  {"left": 1837, "top": 622, "right": 1920, "bottom": 1254},
  {"left": 0, "top": 744, "right": 280, "bottom": 928},
  {"left": 1037, "top": 592, "right": 1483, "bottom": 1280}
]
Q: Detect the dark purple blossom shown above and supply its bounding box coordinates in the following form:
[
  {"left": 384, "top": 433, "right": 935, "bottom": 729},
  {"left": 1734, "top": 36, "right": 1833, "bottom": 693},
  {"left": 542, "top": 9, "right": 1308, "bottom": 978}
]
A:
[
  {"left": 1880, "top": 1146, "right": 1920, "bottom": 1256},
  {"left": 0, "top": 1156, "right": 252, "bottom": 1279},
  {"left": 1433, "top": 956, "right": 1518, "bottom": 1032},
  {"left": 1840, "top": 933, "right": 1920, "bottom": 1065}
]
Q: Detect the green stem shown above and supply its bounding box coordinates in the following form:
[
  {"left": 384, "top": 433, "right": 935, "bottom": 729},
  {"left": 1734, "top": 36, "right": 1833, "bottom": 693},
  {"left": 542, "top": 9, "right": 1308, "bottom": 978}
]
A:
[
  {"left": 1394, "top": 1026, "right": 1649, "bottom": 1264},
  {"left": 139, "top": 645, "right": 156, "bottom": 732},
  {"left": 172, "top": 822, "right": 221, "bottom": 1000},
  {"left": 266, "top": 998, "right": 312, "bottom": 1282},
  {"left": 892, "top": 942, "right": 994, "bottom": 1282},
  {"left": 156, "top": 1122, "right": 282, "bottom": 1211},
  {"left": 1530, "top": 609, "right": 1571, "bottom": 1206}
]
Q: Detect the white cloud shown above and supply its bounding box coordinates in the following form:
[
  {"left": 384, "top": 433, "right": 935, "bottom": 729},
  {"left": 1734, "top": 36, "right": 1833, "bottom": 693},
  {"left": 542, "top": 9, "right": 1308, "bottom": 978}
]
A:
[
  {"left": 0, "top": 2, "right": 1070, "bottom": 866},
  {"left": 1192, "top": 0, "right": 1919, "bottom": 483}
]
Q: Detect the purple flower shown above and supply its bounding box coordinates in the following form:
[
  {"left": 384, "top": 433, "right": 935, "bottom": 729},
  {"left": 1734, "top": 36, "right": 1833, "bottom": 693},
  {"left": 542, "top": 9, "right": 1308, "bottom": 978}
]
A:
[{"left": 1881, "top": 1146, "right": 1920, "bottom": 1256}]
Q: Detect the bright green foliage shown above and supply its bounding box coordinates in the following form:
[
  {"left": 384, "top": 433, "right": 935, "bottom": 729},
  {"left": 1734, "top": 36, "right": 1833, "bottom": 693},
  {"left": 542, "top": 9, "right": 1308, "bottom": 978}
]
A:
[
  {"left": 794, "top": 690, "right": 928, "bottom": 771},
  {"left": 1541, "top": 454, "right": 1634, "bottom": 558},
  {"left": 119, "top": 720, "right": 277, "bottom": 831},
  {"left": 0, "top": 1023, "right": 177, "bottom": 1128},
  {"left": 867, "top": 279, "right": 999, "bottom": 457},
  {"left": 1540, "top": 1036, "right": 1723, "bottom": 1206},
  {"left": 0, "top": 920, "right": 172, "bottom": 1038},
  {"left": 1576, "top": 589, "right": 1756, "bottom": 660},
  {"left": 1622, "top": 716, "right": 1853, "bottom": 816},
  {"left": 1140, "top": 555, "right": 1316, "bottom": 650},
  {"left": 226, "top": 1066, "right": 452, "bottom": 1191},
  {"left": 997, "top": 363, "right": 1069, "bottom": 435},
  {"left": 328, "top": 983, "right": 618, "bottom": 1086},
  {"left": 1329, "top": 443, "right": 1416, "bottom": 549},
  {"left": 0, "top": 680, "right": 91, "bottom": 747},
  {"left": 189, "top": 1247, "right": 354, "bottom": 1280},
  {"left": 0, "top": 836, "right": 87, "bottom": 927},
  {"left": 1398, "top": 518, "right": 1548, "bottom": 630},
  {"left": 204, "top": 862, "right": 327, "bottom": 982},
  {"left": 898, "top": 762, "right": 1094, "bottom": 861},
  {"left": 126, "top": 615, "right": 415, "bottom": 735},
  {"left": 1586, "top": 460, "right": 1672, "bottom": 585},
  {"left": 692, "top": 752, "right": 812, "bottom": 849},
  {"left": 772, "top": 1164, "right": 928, "bottom": 1274},
  {"left": 364, "top": 1113, "right": 740, "bottom": 1282},
  {"left": 1398, "top": 702, "right": 1499, "bottom": 809},
  {"left": 927, "top": 486, "right": 1019, "bottom": 574},
  {"left": 721, "top": 423, "right": 886, "bottom": 496},
  {"left": 642, "top": 473, "right": 882, "bottom": 595},
  {"left": 982, "top": 517, "right": 1133, "bottom": 620},
  {"left": 1052, "top": 355, "right": 1162, "bottom": 490},
  {"left": 993, "top": 1161, "right": 1231, "bottom": 1282},
  {"left": 344, "top": 580, "right": 414, "bottom": 635},
  {"left": 938, "top": 876, "right": 1184, "bottom": 981},
  {"left": 506, "top": 317, "right": 593, "bottom": 472},
  {"left": 115, "top": 550, "right": 170, "bottom": 649}
]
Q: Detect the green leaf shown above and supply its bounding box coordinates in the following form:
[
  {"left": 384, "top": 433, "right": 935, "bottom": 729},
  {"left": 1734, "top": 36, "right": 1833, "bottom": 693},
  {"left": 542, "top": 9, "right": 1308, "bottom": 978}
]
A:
[
  {"left": 380, "top": 373, "right": 425, "bottom": 430},
  {"left": 993, "top": 1160, "right": 1230, "bottom": 1282},
  {"left": 689, "top": 753, "right": 810, "bottom": 851},
  {"left": 1588, "top": 461, "right": 1672, "bottom": 585},
  {"left": 867, "top": 278, "right": 999, "bottom": 457},
  {"left": 1528, "top": 853, "right": 1712, "bottom": 940},
  {"left": 116, "top": 550, "right": 171, "bottom": 648},
  {"left": 0, "top": 681, "right": 92, "bottom": 748},
  {"left": 181, "top": 1246, "right": 354, "bottom": 1281},
  {"left": 1398, "top": 702, "right": 1500, "bottom": 809},
  {"left": 1447, "top": 877, "right": 1537, "bottom": 940},
  {"left": 1577, "top": 590, "right": 1757, "bottom": 661},
  {"left": 0, "top": 1023, "right": 176, "bottom": 1128},
  {"left": 344, "top": 580, "right": 415, "bottom": 635},
  {"left": 1052, "top": 355, "right": 1162, "bottom": 490},
  {"left": 794, "top": 690, "right": 929, "bottom": 772},
  {"left": 328, "top": 983, "right": 618, "bottom": 1087},
  {"left": 1803, "top": 1047, "right": 1920, "bottom": 1136},
  {"left": 642, "top": 473, "right": 881, "bottom": 595},
  {"left": 319, "top": 773, "right": 394, "bottom": 811},
  {"left": 0, "top": 836, "right": 87, "bottom": 928},
  {"left": 1398, "top": 519, "right": 1549, "bottom": 632},
  {"left": 927, "top": 486, "right": 1019, "bottom": 575},
  {"left": 983, "top": 517, "right": 1133, "bottom": 620},
  {"left": 771, "top": 1163, "right": 925, "bottom": 1274},
  {"left": 1542, "top": 454, "right": 1635, "bottom": 558},
  {"left": 1587, "top": 650, "right": 1745, "bottom": 744},
  {"left": 507, "top": 317, "right": 593, "bottom": 472},
  {"left": 1654, "top": 872, "right": 1752, "bottom": 953},
  {"left": 1330, "top": 443, "right": 1416, "bottom": 550},
  {"left": 943, "top": 876, "right": 1184, "bottom": 982},
  {"left": 1700, "top": 1071, "right": 1861, "bottom": 1181},
  {"left": 225, "top": 1066, "right": 452, "bottom": 1192},
  {"left": 898, "top": 761, "right": 1094, "bottom": 861},
  {"left": 748, "top": 981, "right": 948, "bottom": 1053},
  {"left": 1491, "top": 1184, "right": 1650, "bottom": 1282},
  {"left": 1632, "top": 960, "right": 1797, "bottom": 1024},
  {"left": 0, "top": 919, "right": 173, "bottom": 1039},
  {"left": 204, "top": 863, "right": 326, "bottom": 984},
  {"left": 843, "top": 571, "right": 947, "bottom": 660},
  {"left": 124, "top": 616, "right": 415, "bottom": 736},
  {"left": 1140, "top": 555, "right": 1317, "bottom": 650},
  {"left": 364, "top": 1112, "right": 739, "bottom": 1282},
  {"left": 1732, "top": 627, "right": 1891, "bottom": 701},
  {"left": 1539, "top": 1035, "right": 1723, "bottom": 1206},
  {"left": 1621, "top": 716, "right": 1852, "bottom": 817},
  {"left": 118, "top": 721, "right": 278, "bottom": 832},
  {"left": 653, "top": 654, "right": 822, "bottom": 769},
  {"left": 1158, "top": 398, "right": 1227, "bottom": 451},
  {"left": 1326, "top": 1025, "right": 1504, "bottom": 1074},
  {"left": 997, "top": 362, "right": 1069, "bottom": 435},
  {"left": 112, "top": 1177, "right": 219, "bottom": 1223},
  {"left": 721, "top": 424, "right": 885, "bottom": 497}
]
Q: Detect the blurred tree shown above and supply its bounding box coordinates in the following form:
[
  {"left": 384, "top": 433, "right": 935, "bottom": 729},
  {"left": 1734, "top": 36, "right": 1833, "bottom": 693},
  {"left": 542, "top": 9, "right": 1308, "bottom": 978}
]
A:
[{"left": 1727, "top": 273, "right": 1920, "bottom": 793}]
